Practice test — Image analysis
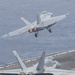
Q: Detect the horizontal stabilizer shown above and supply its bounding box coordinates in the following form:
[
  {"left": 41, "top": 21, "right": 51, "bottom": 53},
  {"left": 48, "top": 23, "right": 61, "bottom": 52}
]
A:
[
  {"left": 21, "top": 17, "right": 31, "bottom": 25},
  {"left": 13, "top": 50, "right": 27, "bottom": 70},
  {"left": 36, "top": 51, "right": 45, "bottom": 72}
]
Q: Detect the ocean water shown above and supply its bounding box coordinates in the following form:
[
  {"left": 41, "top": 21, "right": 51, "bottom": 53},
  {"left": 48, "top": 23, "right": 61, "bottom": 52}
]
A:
[{"left": 0, "top": 0, "right": 75, "bottom": 65}]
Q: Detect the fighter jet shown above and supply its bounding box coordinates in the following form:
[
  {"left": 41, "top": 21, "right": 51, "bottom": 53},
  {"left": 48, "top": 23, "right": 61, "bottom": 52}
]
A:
[
  {"left": 1, "top": 11, "right": 69, "bottom": 38},
  {"left": 0, "top": 51, "right": 75, "bottom": 75},
  {"left": 0, "top": 50, "right": 59, "bottom": 75}
]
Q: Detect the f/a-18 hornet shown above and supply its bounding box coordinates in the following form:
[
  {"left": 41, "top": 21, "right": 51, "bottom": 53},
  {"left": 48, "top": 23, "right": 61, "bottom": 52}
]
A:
[
  {"left": 0, "top": 50, "right": 75, "bottom": 75},
  {"left": 2, "top": 11, "right": 69, "bottom": 37}
]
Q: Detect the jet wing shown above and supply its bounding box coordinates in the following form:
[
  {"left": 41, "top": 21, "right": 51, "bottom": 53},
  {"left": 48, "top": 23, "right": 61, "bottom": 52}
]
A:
[
  {"left": 1, "top": 17, "right": 37, "bottom": 38},
  {"left": 1, "top": 26, "right": 30, "bottom": 38}
]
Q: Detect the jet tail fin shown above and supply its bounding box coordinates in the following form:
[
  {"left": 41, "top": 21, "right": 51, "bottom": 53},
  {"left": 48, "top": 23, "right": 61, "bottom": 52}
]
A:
[
  {"left": 13, "top": 50, "right": 27, "bottom": 70},
  {"left": 36, "top": 51, "right": 45, "bottom": 72},
  {"left": 37, "top": 15, "right": 41, "bottom": 25},
  {"left": 21, "top": 17, "right": 31, "bottom": 25}
]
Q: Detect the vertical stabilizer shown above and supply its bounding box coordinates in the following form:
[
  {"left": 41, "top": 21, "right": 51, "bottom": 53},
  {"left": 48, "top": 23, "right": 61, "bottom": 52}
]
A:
[
  {"left": 37, "top": 15, "right": 41, "bottom": 25},
  {"left": 21, "top": 17, "right": 31, "bottom": 26},
  {"left": 13, "top": 50, "right": 27, "bottom": 70},
  {"left": 36, "top": 51, "right": 45, "bottom": 72}
]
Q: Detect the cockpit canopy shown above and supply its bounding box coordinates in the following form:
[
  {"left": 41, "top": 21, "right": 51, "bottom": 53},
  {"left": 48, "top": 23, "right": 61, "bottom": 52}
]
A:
[
  {"left": 41, "top": 11, "right": 53, "bottom": 15},
  {"left": 40, "top": 11, "right": 53, "bottom": 21}
]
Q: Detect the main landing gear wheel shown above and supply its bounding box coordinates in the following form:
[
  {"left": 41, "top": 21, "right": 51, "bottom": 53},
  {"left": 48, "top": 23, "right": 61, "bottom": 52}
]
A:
[
  {"left": 48, "top": 29, "right": 52, "bottom": 33},
  {"left": 35, "top": 33, "right": 38, "bottom": 37}
]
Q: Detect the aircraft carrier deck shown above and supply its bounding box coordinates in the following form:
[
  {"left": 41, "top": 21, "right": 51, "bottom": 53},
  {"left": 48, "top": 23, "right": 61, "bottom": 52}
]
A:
[{"left": 0, "top": 50, "right": 75, "bottom": 70}]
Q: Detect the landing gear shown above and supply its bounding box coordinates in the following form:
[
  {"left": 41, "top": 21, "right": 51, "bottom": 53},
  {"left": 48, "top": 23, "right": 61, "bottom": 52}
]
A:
[
  {"left": 35, "top": 32, "right": 38, "bottom": 37},
  {"left": 35, "top": 33, "right": 38, "bottom": 37},
  {"left": 46, "top": 26, "right": 52, "bottom": 33},
  {"left": 48, "top": 29, "right": 52, "bottom": 33}
]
